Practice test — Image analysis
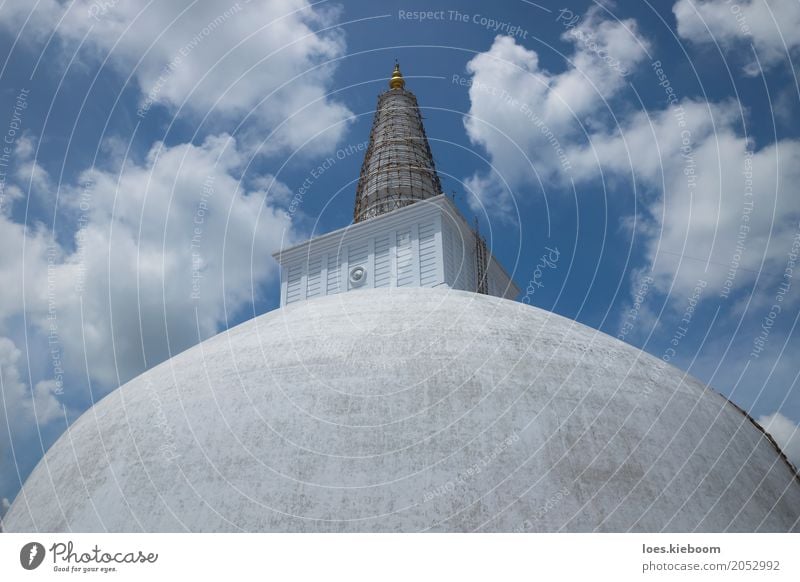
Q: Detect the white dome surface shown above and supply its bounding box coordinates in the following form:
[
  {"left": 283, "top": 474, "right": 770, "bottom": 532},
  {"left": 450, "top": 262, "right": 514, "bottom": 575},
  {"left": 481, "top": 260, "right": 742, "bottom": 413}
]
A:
[{"left": 5, "top": 288, "right": 799, "bottom": 532}]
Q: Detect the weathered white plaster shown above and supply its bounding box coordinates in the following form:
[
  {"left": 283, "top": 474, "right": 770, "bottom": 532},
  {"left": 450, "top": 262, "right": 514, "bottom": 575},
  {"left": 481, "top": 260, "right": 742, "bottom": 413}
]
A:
[{"left": 6, "top": 289, "right": 798, "bottom": 532}]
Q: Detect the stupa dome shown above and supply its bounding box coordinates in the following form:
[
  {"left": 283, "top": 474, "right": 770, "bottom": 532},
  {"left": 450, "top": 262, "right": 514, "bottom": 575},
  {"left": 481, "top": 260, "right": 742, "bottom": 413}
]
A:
[{"left": 5, "top": 288, "right": 799, "bottom": 532}]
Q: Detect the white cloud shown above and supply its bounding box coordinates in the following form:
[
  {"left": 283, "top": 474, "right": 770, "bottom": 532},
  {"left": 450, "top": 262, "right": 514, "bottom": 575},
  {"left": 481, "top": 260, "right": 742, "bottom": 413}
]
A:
[
  {"left": 0, "top": 337, "right": 63, "bottom": 427},
  {"left": 0, "top": 131, "right": 298, "bottom": 508},
  {"left": 0, "top": 0, "right": 62, "bottom": 40},
  {"left": 565, "top": 99, "right": 800, "bottom": 299},
  {"left": 463, "top": 172, "right": 515, "bottom": 221},
  {"left": 13, "top": 135, "right": 50, "bottom": 200},
  {"left": 33, "top": 133, "right": 296, "bottom": 386},
  {"left": 674, "top": 0, "right": 800, "bottom": 74},
  {"left": 757, "top": 411, "right": 800, "bottom": 468},
  {"left": 462, "top": 8, "right": 649, "bottom": 216},
  {"left": 0, "top": 211, "right": 52, "bottom": 324},
  {"left": 463, "top": 26, "right": 800, "bottom": 301},
  {"left": 1, "top": 0, "right": 353, "bottom": 157},
  {"left": 0, "top": 0, "right": 331, "bottom": 504},
  {"left": 3, "top": 129, "right": 295, "bottom": 391}
]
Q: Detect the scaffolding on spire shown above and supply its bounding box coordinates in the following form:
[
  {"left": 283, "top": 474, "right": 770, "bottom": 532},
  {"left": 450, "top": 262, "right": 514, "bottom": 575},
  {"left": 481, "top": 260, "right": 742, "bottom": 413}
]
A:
[
  {"left": 474, "top": 217, "right": 489, "bottom": 295},
  {"left": 353, "top": 63, "right": 443, "bottom": 222}
]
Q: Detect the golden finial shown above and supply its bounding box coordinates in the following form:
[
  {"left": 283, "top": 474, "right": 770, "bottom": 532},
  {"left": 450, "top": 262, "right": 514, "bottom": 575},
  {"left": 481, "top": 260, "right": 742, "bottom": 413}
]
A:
[{"left": 389, "top": 61, "right": 405, "bottom": 90}]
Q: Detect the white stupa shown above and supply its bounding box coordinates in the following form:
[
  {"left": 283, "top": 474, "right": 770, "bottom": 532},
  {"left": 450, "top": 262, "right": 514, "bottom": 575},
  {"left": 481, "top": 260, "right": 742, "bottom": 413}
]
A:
[{"left": 5, "top": 65, "right": 799, "bottom": 532}]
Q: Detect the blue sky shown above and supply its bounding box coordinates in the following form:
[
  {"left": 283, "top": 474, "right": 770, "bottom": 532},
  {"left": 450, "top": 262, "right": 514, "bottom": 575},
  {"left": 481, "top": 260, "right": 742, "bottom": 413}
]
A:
[{"left": 1, "top": 0, "right": 800, "bottom": 514}]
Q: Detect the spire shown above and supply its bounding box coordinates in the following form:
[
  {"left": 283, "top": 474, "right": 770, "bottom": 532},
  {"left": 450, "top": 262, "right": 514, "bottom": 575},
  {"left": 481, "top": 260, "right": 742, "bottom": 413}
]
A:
[
  {"left": 353, "top": 64, "right": 442, "bottom": 222},
  {"left": 389, "top": 61, "right": 405, "bottom": 90}
]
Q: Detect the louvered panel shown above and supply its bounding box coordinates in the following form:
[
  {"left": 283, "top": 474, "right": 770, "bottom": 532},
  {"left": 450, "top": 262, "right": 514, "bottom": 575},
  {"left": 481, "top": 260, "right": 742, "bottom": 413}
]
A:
[
  {"left": 326, "top": 253, "right": 341, "bottom": 295},
  {"left": 463, "top": 242, "right": 476, "bottom": 291},
  {"left": 451, "top": 225, "right": 469, "bottom": 291},
  {"left": 348, "top": 241, "right": 369, "bottom": 268},
  {"left": 418, "top": 222, "right": 438, "bottom": 287},
  {"left": 286, "top": 263, "right": 303, "bottom": 304},
  {"left": 306, "top": 256, "right": 323, "bottom": 298},
  {"left": 396, "top": 229, "right": 414, "bottom": 287},
  {"left": 443, "top": 221, "right": 456, "bottom": 285},
  {"left": 374, "top": 235, "right": 391, "bottom": 288}
]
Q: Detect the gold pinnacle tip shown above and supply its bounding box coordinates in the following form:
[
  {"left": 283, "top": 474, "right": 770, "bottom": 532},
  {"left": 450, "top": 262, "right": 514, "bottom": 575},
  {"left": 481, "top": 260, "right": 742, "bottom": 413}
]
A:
[{"left": 389, "top": 62, "right": 405, "bottom": 90}]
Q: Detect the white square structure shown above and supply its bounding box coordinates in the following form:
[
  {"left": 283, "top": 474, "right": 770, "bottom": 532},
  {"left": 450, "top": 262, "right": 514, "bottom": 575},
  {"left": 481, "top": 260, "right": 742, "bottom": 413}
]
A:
[{"left": 272, "top": 195, "right": 519, "bottom": 307}]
